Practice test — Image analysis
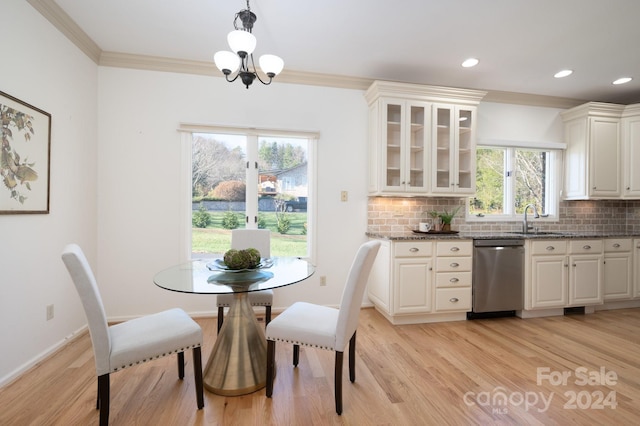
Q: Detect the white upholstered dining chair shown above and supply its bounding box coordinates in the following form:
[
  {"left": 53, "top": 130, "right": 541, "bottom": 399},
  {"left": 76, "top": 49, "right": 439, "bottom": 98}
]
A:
[
  {"left": 61, "top": 244, "right": 204, "bottom": 426},
  {"left": 217, "top": 228, "right": 273, "bottom": 331},
  {"left": 265, "top": 240, "right": 381, "bottom": 415}
]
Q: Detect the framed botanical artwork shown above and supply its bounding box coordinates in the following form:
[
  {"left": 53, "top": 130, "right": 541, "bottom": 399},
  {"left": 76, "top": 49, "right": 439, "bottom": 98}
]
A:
[{"left": 1, "top": 90, "right": 51, "bottom": 214}]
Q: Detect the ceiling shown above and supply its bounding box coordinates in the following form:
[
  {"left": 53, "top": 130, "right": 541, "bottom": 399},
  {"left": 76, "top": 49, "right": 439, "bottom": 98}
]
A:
[{"left": 48, "top": 0, "right": 640, "bottom": 104}]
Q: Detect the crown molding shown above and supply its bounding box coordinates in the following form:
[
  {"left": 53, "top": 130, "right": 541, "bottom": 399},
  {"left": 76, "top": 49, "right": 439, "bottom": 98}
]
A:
[
  {"left": 29, "top": 0, "right": 584, "bottom": 110},
  {"left": 27, "top": 0, "right": 101, "bottom": 63}
]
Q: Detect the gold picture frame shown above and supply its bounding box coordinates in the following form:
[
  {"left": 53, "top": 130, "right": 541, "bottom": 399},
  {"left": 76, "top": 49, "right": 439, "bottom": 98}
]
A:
[{"left": 1, "top": 90, "right": 51, "bottom": 214}]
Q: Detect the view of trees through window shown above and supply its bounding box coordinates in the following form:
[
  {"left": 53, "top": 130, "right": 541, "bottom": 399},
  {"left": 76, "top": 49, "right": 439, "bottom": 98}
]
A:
[
  {"left": 191, "top": 133, "right": 309, "bottom": 258},
  {"left": 470, "top": 147, "right": 550, "bottom": 217}
]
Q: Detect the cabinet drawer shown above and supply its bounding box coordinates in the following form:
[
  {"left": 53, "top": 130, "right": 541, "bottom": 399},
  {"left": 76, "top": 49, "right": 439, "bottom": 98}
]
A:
[
  {"left": 435, "top": 271, "right": 472, "bottom": 288},
  {"left": 395, "top": 241, "right": 433, "bottom": 257},
  {"left": 435, "top": 288, "right": 471, "bottom": 311},
  {"left": 530, "top": 240, "right": 567, "bottom": 255},
  {"left": 436, "top": 257, "right": 472, "bottom": 272},
  {"left": 436, "top": 240, "right": 472, "bottom": 257},
  {"left": 604, "top": 238, "right": 631, "bottom": 252},
  {"left": 569, "top": 239, "right": 603, "bottom": 254}
]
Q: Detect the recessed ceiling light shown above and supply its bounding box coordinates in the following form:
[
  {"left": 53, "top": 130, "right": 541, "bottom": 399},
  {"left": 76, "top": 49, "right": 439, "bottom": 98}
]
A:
[
  {"left": 462, "top": 58, "right": 479, "bottom": 68},
  {"left": 554, "top": 70, "right": 573, "bottom": 78},
  {"left": 613, "top": 77, "right": 632, "bottom": 85}
]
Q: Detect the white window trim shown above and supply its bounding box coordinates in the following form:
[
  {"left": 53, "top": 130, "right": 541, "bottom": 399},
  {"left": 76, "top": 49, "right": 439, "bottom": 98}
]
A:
[
  {"left": 466, "top": 141, "right": 564, "bottom": 223},
  {"left": 178, "top": 123, "right": 319, "bottom": 264}
]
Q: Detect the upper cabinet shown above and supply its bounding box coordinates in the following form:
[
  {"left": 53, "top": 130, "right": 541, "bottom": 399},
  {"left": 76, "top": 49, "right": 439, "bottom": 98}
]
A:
[
  {"left": 562, "top": 102, "right": 640, "bottom": 200},
  {"left": 365, "top": 81, "right": 486, "bottom": 197},
  {"left": 622, "top": 104, "right": 640, "bottom": 197},
  {"left": 432, "top": 105, "right": 477, "bottom": 194}
]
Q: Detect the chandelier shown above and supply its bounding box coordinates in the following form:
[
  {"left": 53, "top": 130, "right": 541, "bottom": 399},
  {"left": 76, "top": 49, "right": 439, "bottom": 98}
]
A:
[{"left": 213, "top": 0, "right": 284, "bottom": 89}]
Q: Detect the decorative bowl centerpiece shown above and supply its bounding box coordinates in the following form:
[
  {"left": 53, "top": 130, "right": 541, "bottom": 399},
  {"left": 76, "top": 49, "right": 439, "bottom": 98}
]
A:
[{"left": 207, "top": 248, "right": 273, "bottom": 273}]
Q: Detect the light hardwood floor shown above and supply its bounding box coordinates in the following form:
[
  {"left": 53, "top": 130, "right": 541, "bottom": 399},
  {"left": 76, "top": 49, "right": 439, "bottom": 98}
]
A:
[{"left": 1, "top": 307, "right": 639, "bottom": 425}]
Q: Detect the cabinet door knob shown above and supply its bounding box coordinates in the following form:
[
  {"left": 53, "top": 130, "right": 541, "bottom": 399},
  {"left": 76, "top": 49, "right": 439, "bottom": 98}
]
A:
[
  {"left": 450, "top": 247, "right": 460, "bottom": 252},
  {"left": 409, "top": 247, "right": 419, "bottom": 252},
  {"left": 449, "top": 277, "right": 459, "bottom": 283},
  {"left": 613, "top": 243, "right": 621, "bottom": 248},
  {"left": 449, "top": 297, "right": 459, "bottom": 303},
  {"left": 450, "top": 262, "right": 459, "bottom": 267},
  {"left": 546, "top": 246, "right": 555, "bottom": 251},
  {"left": 583, "top": 245, "right": 591, "bottom": 250}
]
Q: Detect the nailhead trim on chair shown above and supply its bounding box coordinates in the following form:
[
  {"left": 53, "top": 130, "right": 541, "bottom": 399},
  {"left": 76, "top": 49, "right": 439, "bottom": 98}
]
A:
[
  {"left": 268, "top": 338, "right": 334, "bottom": 351},
  {"left": 111, "top": 343, "right": 201, "bottom": 372},
  {"left": 217, "top": 302, "right": 271, "bottom": 307}
]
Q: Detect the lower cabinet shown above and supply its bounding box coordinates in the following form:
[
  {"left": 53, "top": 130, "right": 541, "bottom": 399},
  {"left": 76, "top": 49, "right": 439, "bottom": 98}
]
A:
[
  {"left": 527, "top": 239, "right": 604, "bottom": 310},
  {"left": 634, "top": 239, "right": 640, "bottom": 298},
  {"left": 368, "top": 238, "right": 472, "bottom": 324},
  {"left": 603, "top": 238, "right": 633, "bottom": 301}
]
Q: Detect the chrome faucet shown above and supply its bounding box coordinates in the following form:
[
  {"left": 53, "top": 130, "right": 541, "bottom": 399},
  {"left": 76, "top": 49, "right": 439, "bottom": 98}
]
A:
[{"left": 522, "top": 204, "right": 540, "bottom": 233}]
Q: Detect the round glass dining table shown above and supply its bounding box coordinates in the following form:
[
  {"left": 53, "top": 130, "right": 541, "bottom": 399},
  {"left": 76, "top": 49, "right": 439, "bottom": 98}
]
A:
[{"left": 153, "top": 257, "right": 315, "bottom": 396}]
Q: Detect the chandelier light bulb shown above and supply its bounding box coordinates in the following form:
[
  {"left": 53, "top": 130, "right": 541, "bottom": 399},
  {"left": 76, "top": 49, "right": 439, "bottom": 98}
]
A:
[
  {"left": 227, "top": 30, "right": 256, "bottom": 55},
  {"left": 259, "top": 54, "right": 284, "bottom": 76},
  {"left": 214, "top": 51, "right": 241, "bottom": 74}
]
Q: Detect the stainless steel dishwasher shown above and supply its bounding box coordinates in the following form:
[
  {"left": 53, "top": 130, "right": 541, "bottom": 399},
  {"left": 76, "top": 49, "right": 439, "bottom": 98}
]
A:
[{"left": 471, "top": 239, "right": 525, "bottom": 316}]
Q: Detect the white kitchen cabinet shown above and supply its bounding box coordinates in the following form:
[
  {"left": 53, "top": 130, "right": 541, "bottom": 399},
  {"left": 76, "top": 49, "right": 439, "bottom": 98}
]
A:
[
  {"left": 434, "top": 240, "right": 472, "bottom": 312},
  {"left": 367, "top": 238, "right": 472, "bottom": 324},
  {"left": 529, "top": 240, "right": 568, "bottom": 309},
  {"left": 561, "top": 103, "right": 625, "bottom": 199},
  {"left": 367, "top": 98, "right": 430, "bottom": 194},
  {"left": 622, "top": 105, "right": 640, "bottom": 198},
  {"left": 431, "top": 105, "right": 477, "bottom": 195},
  {"left": 527, "top": 239, "right": 603, "bottom": 309},
  {"left": 394, "top": 257, "right": 433, "bottom": 313},
  {"left": 634, "top": 239, "right": 640, "bottom": 298},
  {"left": 568, "top": 240, "right": 604, "bottom": 306},
  {"left": 365, "top": 81, "right": 485, "bottom": 197},
  {"left": 603, "top": 238, "right": 633, "bottom": 301}
]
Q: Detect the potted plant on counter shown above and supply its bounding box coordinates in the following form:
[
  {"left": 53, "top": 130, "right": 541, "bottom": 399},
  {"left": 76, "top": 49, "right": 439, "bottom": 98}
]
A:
[{"left": 436, "top": 206, "right": 462, "bottom": 232}]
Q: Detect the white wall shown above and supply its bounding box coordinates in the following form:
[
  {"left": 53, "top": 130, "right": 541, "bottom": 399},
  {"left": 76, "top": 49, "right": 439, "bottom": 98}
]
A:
[
  {"left": 0, "top": 0, "right": 98, "bottom": 384},
  {"left": 96, "top": 68, "right": 371, "bottom": 318}
]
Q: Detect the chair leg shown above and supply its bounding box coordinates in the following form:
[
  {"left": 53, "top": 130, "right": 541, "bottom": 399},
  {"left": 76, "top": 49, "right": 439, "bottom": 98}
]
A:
[
  {"left": 193, "top": 347, "right": 204, "bottom": 409},
  {"left": 266, "top": 340, "right": 275, "bottom": 397},
  {"left": 349, "top": 332, "right": 356, "bottom": 383},
  {"left": 217, "top": 306, "right": 224, "bottom": 332},
  {"left": 265, "top": 305, "right": 272, "bottom": 326},
  {"left": 178, "top": 351, "right": 185, "bottom": 379},
  {"left": 335, "top": 351, "right": 343, "bottom": 415},
  {"left": 98, "top": 374, "right": 110, "bottom": 426},
  {"left": 293, "top": 344, "right": 300, "bottom": 367}
]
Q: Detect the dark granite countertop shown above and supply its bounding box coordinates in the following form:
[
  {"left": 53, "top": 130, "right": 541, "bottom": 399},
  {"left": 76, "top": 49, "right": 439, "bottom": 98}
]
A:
[{"left": 366, "top": 231, "right": 640, "bottom": 241}]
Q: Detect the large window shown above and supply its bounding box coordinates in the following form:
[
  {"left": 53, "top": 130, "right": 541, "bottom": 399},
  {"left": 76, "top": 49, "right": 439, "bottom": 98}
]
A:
[
  {"left": 469, "top": 145, "right": 561, "bottom": 221},
  {"left": 183, "top": 126, "right": 317, "bottom": 260}
]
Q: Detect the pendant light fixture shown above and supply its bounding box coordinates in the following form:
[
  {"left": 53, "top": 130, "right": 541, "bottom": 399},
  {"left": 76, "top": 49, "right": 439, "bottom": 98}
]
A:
[{"left": 214, "top": 0, "right": 284, "bottom": 89}]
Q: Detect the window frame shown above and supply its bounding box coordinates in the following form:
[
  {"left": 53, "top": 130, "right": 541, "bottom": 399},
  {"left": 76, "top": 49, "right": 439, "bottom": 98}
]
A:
[
  {"left": 466, "top": 139, "right": 564, "bottom": 223},
  {"left": 179, "top": 124, "right": 318, "bottom": 263}
]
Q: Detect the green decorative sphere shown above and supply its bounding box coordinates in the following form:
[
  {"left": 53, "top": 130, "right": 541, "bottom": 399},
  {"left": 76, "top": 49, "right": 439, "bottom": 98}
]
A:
[{"left": 223, "top": 248, "right": 261, "bottom": 269}]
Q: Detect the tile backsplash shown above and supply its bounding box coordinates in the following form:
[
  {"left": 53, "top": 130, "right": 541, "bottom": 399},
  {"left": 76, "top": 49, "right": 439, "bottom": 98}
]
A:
[{"left": 367, "top": 197, "right": 640, "bottom": 234}]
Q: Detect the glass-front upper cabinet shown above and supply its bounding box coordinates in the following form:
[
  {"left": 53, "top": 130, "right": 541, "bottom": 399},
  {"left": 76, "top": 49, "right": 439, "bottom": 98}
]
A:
[
  {"left": 379, "top": 99, "right": 430, "bottom": 194},
  {"left": 432, "top": 105, "right": 477, "bottom": 194}
]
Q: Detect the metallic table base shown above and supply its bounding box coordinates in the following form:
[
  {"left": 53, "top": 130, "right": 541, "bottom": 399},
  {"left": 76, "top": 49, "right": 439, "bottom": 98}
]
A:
[{"left": 203, "top": 292, "right": 267, "bottom": 395}]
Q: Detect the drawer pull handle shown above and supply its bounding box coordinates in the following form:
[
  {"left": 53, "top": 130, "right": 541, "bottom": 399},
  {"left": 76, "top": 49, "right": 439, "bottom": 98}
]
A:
[
  {"left": 546, "top": 246, "right": 555, "bottom": 251},
  {"left": 449, "top": 277, "right": 459, "bottom": 283},
  {"left": 409, "top": 247, "right": 419, "bottom": 253},
  {"left": 613, "top": 243, "right": 621, "bottom": 248},
  {"left": 450, "top": 262, "right": 459, "bottom": 268},
  {"left": 450, "top": 247, "right": 460, "bottom": 252},
  {"left": 583, "top": 245, "right": 591, "bottom": 250},
  {"left": 449, "top": 297, "right": 459, "bottom": 303}
]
